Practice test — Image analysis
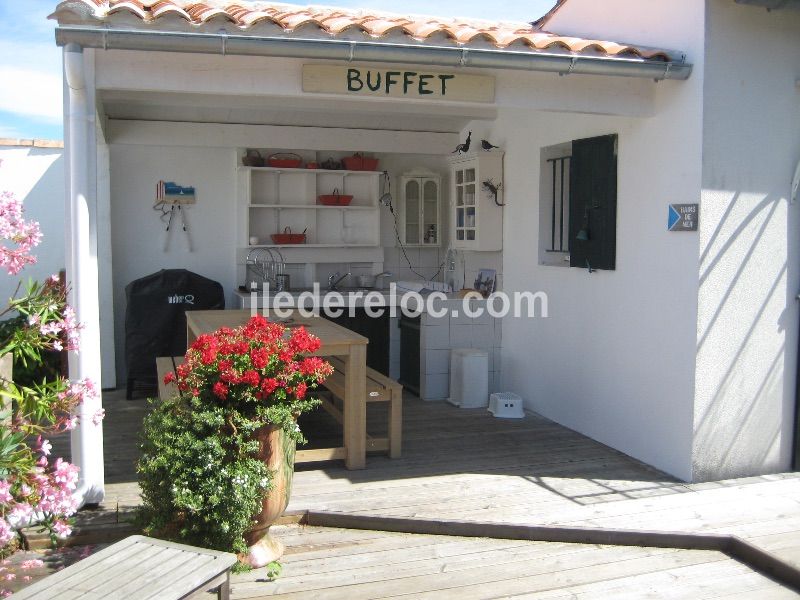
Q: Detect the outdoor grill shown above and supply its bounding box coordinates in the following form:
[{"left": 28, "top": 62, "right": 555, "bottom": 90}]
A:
[{"left": 124, "top": 269, "right": 224, "bottom": 399}]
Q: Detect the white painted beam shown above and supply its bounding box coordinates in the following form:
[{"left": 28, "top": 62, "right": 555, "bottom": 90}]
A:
[{"left": 106, "top": 120, "right": 459, "bottom": 155}]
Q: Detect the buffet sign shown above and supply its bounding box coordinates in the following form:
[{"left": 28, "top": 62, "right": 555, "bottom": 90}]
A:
[{"left": 302, "top": 64, "right": 495, "bottom": 103}]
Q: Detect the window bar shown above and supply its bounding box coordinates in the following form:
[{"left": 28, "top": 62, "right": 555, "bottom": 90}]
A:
[{"left": 546, "top": 156, "right": 572, "bottom": 253}]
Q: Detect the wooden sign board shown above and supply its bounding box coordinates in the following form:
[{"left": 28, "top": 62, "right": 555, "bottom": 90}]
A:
[{"left": 302, "top": 64, "right": 495, "bottom": 103}]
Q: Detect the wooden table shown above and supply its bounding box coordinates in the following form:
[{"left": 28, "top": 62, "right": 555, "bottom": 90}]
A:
[{"left": 186, "top": 309, "right": 369, "bottom": 470}]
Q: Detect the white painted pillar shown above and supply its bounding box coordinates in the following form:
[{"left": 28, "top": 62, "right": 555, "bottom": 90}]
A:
[{"left": 64, "top": 43, "right": 105, "bottom": 505}]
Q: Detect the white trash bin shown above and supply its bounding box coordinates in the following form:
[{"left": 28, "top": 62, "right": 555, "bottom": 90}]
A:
[
  {"left": 446, "top": 348, "right": 489, "bottom": 408},
  {"left": 488, "top": 392, "right": 525, "bottom": 418}
]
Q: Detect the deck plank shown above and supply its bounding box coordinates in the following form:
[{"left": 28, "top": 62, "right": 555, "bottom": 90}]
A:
[{"left": 39, "top": 389, "right": 800, "bottom": 599}]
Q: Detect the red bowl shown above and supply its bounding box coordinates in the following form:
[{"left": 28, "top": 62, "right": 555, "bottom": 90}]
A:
[
  {"left": 267, "top": 153, "right": 303, "bottom": 169},
  {"left": 270, "top": 233, "right": 306, "bottom": 244},
  {"left": 268, "top": 158, "right": 303, "bottom": 168},
  {"left": 319, "top": 194, "right": 353, "bottom": 206}
]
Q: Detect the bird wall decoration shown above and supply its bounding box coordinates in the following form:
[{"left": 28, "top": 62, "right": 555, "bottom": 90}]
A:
[
  {"left": 481, "top": 139, "right": 500, "bottom": 151},
  {"left": 453, "top": 131, "right": 472, "bottom": 154}
]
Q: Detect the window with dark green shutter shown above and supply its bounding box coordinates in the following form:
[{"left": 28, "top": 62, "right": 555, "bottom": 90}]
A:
[{"left": 568, "top": 134, "right": 618, "bottom": 271}]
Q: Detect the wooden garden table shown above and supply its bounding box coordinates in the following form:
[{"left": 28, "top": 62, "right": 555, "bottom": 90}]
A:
[{"left": 185, "top": 309, "right": 369, "bottom": 470}]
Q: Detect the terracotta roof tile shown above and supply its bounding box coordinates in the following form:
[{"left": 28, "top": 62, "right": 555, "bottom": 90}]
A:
[{"left": 51, "top": 0, "right": 677, "bottom": 61}]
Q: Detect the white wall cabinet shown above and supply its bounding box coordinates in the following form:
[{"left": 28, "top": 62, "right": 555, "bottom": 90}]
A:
[
  {"left": 237, "top": 164, "right": 381, "bottom": 248},
  {"left": 400, "top": 172, "right": 441, "bottom": 247},
  {"left": 449, "top": 151, "right": 504, "bottom": 251}
]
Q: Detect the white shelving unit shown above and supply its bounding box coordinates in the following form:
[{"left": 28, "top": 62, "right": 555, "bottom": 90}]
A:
[
  {"left": 449, "top": 151, "right": 504, "bottom": 251},
  {"left": 400, "top": 171, "right": 441, "bottom": 247},
  {"left": 238, "top": 164, "right": 381, "bottom": 249}
]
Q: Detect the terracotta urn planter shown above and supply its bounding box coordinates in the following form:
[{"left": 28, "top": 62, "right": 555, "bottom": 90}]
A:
[{"left": 241, "top": 424, "right": 296, "bottom": 568}]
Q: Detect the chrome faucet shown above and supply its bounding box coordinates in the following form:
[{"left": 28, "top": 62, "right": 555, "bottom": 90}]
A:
[
  {"left": 246, "top": 247, "right": 285, "bottom": 289},
  {"left": 328, "top": 271, "right": 351, "bottom": 291}
]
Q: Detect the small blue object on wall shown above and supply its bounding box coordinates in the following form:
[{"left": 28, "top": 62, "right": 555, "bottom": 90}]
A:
[{"left": 668, "top": 203, "right": 698, "bottom": 231}]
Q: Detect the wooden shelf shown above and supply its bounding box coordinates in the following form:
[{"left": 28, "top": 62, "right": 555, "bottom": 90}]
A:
[
  {"left": 249, "top": 204, "right": 377, "bottom": 210},
  {"left": 238, "top": 151, "right": 382, "bottom": 249},
  {"left": 239, "top": 166, "right": 382, "bottom": 176},
  {"left": 247, "top": 243, "right": 378, "bottom": 248}
]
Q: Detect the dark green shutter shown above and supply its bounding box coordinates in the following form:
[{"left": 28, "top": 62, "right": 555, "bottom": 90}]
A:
[{"left": 569, "top": 134, "right": 618, "bottom": 271}]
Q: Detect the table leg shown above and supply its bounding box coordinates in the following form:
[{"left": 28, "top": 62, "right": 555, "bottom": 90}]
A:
[{"left": 343, "top": 344, "right": 367, "bottom": 470}]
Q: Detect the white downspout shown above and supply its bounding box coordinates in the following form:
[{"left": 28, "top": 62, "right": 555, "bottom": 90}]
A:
[{"left": 64, "top": 43, "right": 105, "bottom": 506}]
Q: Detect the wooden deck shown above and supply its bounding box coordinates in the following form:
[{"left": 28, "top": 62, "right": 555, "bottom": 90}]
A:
[
  {"left": 239, "top": 524, "right": 797, "bottom": 599},
  {"left": 46, "top": 388, "right": 800, "bottom": 598}
]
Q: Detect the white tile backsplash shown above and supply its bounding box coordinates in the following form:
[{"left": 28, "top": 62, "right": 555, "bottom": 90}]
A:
[
  {"left": 425, "top": 349, "right": 450, "bottom": 375},
  {"left": 470, "top": 324, "right": 494, "bottom": 349},
  {"left": 421, "top": 322, "right": 450, "bottom": 350},
  {"left": 449, "top": 323, "right": 473, "bottom": 348}
]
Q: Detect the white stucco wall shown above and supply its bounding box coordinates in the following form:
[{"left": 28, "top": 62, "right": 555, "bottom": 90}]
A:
[
  {"left": 486, "top": 0, "right": 707, "bottom": 481},
  {"left": 91, "top": 0, "right": 800, "bottom": 482},
  {"left": 693, "top": 1, "right": 800, "bottom": 480},
  {"left": 0, "top": 143, "right": 66, "bottom": 304},
  {"left": 109, "top": 144, "right": 238, "bottom": 381}
]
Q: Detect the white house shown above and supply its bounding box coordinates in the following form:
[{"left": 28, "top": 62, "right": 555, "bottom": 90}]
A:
[
  {"left": 49, "top": 0, "right": 800, "bottom": 504},
  {"left": 0, "top": 139, "right": 66, "bottom": 302}
]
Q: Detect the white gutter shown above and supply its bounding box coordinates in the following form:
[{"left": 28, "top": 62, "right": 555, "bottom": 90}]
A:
[
  {"left": 64, "top": 43, "right": 105, "bottom": 506},
  {"left": 54, "top": 27, "right": 692, "bottom": 81}
]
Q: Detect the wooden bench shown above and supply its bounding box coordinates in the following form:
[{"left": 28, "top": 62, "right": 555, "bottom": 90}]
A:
[
  {"left": 11, "top": 535, "right": 237, "bottom": 599},
  {"left": 156, "top": 355, "right": 402, "bottom": 460},
  {"left": 321, "top": 357, "right": 403, "bottom": 458}
]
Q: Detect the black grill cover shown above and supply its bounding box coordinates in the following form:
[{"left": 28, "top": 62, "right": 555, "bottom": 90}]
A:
[{"left": 125, "top": 269, "right": 224, "bottom": 382}]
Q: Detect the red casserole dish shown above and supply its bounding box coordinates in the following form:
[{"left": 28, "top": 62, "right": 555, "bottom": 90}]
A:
[
  {"left": 271, "top": 227, "right": 306, "bottom": 244},
  {"left": 342, "top": 153, "right": 379, "bottom": 171},
  {"left": 319, "top": 189, "right": 353, "bottom": 206},
  {"left": 267, "top": 153, "right": 303, "bottom": 168}
]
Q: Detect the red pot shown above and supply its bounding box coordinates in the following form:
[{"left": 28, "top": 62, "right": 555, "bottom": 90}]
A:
[{"left": 342, "top": 153, "right": 379, "bottom": 171}]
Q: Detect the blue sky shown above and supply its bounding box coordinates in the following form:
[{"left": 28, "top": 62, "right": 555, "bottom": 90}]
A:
[{"left": 0, "top": 0, "right": 555, "bottom": 142}]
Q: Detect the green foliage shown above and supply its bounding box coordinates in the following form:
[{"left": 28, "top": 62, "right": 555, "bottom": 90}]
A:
[
  {"left": 136, "top": 316, "right": 333, "bottom": 565},
  {"left": 137, "top": 394, "right": 271, "bottom": 555}
]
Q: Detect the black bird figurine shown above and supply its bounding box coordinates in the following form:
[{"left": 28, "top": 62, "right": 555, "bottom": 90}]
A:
[
  {"left": 453, "top": 131, "right": 472, "bottom": 154},
  {"left": 481, "top": 139, "right": 500, "bottom": 151}
]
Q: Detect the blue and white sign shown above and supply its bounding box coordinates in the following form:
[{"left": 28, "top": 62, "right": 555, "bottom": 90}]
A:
[{"left": 668, "top": 204, "right": 698, "bottom": 231}]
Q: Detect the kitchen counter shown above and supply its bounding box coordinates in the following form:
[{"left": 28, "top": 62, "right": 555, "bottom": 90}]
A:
[{"left": 233, "top": 285, "right": 503, "bottom": 402}]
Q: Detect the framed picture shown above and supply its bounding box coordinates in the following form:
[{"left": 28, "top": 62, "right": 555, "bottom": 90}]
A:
[{"left": 473, "top": 269, "right": 496, "bottom": 297}]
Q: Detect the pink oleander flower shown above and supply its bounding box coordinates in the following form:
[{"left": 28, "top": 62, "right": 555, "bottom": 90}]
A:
[
  {"left": 9, "top": 503, "right": 32, "bottom": 521},
  {"left": 0, "top": 481, "right": 11, "bottom": 504},
  {"left": 91, "top": 408, "right": 105, "bottom": 426},
  {"left": 20, "top": 560, "right": 43, "bottom": 570},
  {"left": 52, "top": 520, "right": 71, "bottom": 538},
  {"left": 0, "top": 519, "right": 14, "bottom": 548},
  {"left": 0, "top": 191, "right": 41, "bottom": 275},
  {"left": 37, "top": 437, "right": 51, "bottom": 456}
]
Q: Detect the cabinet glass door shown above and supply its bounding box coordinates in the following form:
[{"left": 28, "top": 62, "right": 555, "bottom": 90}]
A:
[
  {"left": 404, "top": 179, "right": 420, "bottom": 244},
  {"left": 454, "top": 167, "right": 475, "bottom": 245}
]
